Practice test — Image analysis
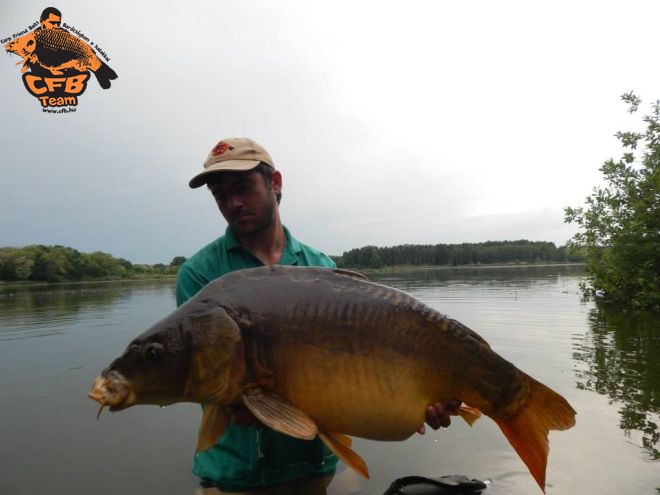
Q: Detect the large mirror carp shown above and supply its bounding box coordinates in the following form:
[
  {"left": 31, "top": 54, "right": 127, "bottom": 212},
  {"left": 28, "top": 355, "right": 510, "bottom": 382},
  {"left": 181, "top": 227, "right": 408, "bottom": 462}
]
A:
[{"left": 89, "top": 265, "right": 576, "bottom": 492}]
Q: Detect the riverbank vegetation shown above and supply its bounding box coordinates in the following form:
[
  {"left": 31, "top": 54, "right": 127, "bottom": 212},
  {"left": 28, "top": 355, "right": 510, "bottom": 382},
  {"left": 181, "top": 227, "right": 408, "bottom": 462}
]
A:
[
  {"left": 334, "top": 240, "right": 581, "bottom": 269},
  {"left": 565, "top": 93, "right": 659, "bottom": 311},
  {"left": 0, "top": 245, "right": 185, "bottom": 283},
  {"left": 0, "top": 241, "right": 582, "bottom": 284}
]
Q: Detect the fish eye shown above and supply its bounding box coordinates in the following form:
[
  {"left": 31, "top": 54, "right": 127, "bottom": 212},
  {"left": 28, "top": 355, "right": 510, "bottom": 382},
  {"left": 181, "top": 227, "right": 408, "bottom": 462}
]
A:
[
  {"left": 27, "top": 40, "right": 34, "bottom": 46},
  {"left": 144, "top": 343, "right": 163, "bottom": 362},
  {"left": 129, "top": 343, "right": 140, "bottom": 354}
]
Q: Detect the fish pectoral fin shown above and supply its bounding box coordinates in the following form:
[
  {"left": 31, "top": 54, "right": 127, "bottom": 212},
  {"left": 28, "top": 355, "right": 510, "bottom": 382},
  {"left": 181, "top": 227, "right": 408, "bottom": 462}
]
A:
[
  {"left": 457, "top": 404, "right": 482, "bottom": 426},
  {"left": 197, "top": 404, "right": 229, "bottom": 452},
  {"left": 241, "top": 391, "right": 318, "bottom": 440},
  {"left": 318, "top": 431, "right": 369, "bottom": 479}
]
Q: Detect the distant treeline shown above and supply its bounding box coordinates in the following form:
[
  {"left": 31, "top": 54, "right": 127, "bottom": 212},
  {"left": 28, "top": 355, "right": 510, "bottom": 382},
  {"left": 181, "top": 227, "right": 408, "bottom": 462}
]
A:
[
  {"left": 0, "top": 241, "right": 582, "bottom": 283},
  {"left": 335, "top": 240, "right": 583, "bottom": 269},
  {"left": 0, "top": 245, "right": 187, "bottom": 283}
]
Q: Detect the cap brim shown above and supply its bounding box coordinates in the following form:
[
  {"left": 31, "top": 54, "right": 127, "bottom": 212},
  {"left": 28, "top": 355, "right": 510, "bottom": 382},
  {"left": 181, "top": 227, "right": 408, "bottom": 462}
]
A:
[{"left": 188, "top": 159, "right": 262, "bottom": 188}]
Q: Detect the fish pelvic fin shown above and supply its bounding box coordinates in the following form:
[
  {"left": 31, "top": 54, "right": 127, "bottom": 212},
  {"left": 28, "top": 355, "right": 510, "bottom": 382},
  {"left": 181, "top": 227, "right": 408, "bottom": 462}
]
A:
[
  {"left": 318, "top": 431, "right": 369, "bottom": 479},
  {"left": 494, "top": 375, "right": 576, "bottom": 493},
  {"left": 329, "top": 431, "right": 352, "bottom": 447},
  {"left": 241, "top": 390, "right": 318, "bottom": 440},
  {"left": 457, "top": 404, "right": 482, "bottom": 426},
  {"left": 197, "top": 404, "right": 229, "bottom": 452}
]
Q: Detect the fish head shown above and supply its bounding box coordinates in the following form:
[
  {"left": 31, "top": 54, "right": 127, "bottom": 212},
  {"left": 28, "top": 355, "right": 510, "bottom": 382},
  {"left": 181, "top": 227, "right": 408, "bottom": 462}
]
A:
[
  {"left": 89, "top": 304, "right": 246, "bottom": 413},
  {"left": 5, "top": 32, "right": 36, "bottom": 59},
  {"left": 89, "top": 325, "right": 191, "bottom": 412}
]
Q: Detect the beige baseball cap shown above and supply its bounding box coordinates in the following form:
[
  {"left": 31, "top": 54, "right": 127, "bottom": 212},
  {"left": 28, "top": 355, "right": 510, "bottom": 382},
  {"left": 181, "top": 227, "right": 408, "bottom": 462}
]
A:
[{"left": 189, "top": 137, "right": 274, "bottom": 189}]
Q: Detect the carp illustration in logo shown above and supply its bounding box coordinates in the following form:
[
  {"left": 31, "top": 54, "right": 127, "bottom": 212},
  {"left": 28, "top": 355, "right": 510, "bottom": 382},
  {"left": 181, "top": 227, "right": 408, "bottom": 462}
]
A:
[{"left": 4, "top": 7, "right": 118, "bottom": 109}]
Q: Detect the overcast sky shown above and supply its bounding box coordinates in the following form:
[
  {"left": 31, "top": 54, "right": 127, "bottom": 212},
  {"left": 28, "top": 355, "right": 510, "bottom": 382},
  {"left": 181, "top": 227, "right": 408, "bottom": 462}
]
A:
[{"left": 2, "top": 0, "right": 659, "bottom": 263}]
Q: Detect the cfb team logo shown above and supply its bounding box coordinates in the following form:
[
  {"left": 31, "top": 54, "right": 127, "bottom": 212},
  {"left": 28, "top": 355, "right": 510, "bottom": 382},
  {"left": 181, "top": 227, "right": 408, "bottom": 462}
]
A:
[{"left": 3, "top": 7, "right": 118, "bottom": 112}]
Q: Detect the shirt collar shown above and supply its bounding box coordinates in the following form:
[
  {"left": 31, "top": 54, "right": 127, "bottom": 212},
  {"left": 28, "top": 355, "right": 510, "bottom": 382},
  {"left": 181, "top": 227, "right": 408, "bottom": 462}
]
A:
[
  {"left": 224, "top": 226, "right": 242, "bottom": 251},
  {"left": 282, "top": 225, "right": 301, "bottom": 255}
]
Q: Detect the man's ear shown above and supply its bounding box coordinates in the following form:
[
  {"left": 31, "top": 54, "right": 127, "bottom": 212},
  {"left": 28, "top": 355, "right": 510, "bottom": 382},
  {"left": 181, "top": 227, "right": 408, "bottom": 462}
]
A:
[{"left": 272, "top": 170, "right": 282, "bottom": 194}]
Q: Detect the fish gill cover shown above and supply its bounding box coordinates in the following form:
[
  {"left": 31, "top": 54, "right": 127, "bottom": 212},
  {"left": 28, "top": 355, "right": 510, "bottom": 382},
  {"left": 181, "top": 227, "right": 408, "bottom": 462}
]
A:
[{"left": 3, "top": 7, "right": 118, "bottom": 112}]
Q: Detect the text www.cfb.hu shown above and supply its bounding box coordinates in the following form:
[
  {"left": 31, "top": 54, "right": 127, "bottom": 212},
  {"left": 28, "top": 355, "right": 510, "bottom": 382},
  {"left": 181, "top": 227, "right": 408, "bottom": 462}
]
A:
[{"left": 42, "top": 106, "right": 76, "bottom": 113}]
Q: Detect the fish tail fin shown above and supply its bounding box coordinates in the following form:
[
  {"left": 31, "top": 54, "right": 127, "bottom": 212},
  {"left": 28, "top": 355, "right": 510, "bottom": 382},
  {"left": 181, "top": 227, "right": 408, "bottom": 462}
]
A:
[
  {"left": 94, "top": 62, "right": 118, "bottom": 89},
  {"left": 494, "top": 375, "right": 576, "bottom": 493},
  {"left": 457, "top": 404, "right": 482, "bottom": 426}
]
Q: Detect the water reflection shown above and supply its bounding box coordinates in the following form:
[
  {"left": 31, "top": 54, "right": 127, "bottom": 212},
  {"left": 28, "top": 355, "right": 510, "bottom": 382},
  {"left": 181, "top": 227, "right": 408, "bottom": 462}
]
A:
[
  {"left": 0, "top": 280, "right": 176, "bottom": 341},
  {"left": 573, "top": 301, "right": 660, "bottom": 460},
  {"left": 373, "top": 264, "right": 584, "bottom": 294}
]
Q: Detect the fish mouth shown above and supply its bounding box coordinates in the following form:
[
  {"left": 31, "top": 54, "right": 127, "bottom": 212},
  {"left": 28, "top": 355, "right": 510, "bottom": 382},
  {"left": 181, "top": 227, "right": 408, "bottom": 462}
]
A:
[{"left": 88, "top": 371, "right": 137, "bottom": 417}]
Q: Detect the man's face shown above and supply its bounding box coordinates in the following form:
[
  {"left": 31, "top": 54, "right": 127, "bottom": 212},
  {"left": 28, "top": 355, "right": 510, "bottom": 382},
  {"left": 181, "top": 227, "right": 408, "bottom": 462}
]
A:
[
  {"left": 41, "top": 14, "right": 61, "bottom": 29},
  {"left": 206, "top": 170, "right": 280, "bottom": 237}
]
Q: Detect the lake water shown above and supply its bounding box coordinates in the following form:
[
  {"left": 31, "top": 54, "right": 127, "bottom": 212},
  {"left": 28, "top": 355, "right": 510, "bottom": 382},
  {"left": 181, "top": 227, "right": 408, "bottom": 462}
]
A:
[{"left": 0, "top": 265, "right": 658, "bottom": 495}]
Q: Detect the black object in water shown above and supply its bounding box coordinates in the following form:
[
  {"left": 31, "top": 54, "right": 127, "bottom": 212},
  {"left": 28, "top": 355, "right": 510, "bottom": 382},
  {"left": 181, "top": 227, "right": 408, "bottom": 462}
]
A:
[{"left": 383, "top": 475, "right": 487, "bottom": 495}]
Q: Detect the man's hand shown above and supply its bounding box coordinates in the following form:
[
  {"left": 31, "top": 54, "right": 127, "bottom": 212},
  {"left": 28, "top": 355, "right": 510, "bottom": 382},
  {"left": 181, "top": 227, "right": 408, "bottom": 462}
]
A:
[{"left": 417, "top": 400, "right": 462, "bottom": 434}]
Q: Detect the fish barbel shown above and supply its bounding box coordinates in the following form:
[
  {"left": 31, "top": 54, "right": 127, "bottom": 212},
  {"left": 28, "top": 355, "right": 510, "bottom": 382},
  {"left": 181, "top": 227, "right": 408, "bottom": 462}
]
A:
[{"left": 88, "top": 266, "right": 575, "bottom": 491}]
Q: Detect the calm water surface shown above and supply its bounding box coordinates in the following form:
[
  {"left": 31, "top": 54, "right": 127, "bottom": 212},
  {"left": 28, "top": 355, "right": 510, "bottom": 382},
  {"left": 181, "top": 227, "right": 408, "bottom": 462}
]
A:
[{"left": 0, "top": 266, "right": 658, "bottom": 495}]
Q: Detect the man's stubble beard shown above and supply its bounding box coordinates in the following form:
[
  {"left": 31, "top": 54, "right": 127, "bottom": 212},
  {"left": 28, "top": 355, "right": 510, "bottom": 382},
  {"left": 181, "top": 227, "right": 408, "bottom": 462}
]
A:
[{"left": 228, "top": 191, "right": 278, "bottom": 238}]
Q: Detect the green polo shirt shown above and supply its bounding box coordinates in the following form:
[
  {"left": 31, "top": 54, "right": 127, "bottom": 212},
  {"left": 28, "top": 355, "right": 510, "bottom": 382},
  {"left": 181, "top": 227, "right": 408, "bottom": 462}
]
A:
[{"left": 176, "top": 226, "right": 338, "bottom": 492}]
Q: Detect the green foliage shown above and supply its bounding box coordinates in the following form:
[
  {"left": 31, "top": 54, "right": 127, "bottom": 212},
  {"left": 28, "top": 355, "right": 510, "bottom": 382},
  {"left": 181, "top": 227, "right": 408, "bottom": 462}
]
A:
[
  {"left": 339, "top": 240, "right": 579, "bottom": 269},
  {"left": 170, "top": 256, "right": 187, "bottom": 267},
  {"left": 0, "top": 245, "right": 182, "bottom": 283},
  {"left": 565, "top": 93, "right": 660, "bottom": 310}
]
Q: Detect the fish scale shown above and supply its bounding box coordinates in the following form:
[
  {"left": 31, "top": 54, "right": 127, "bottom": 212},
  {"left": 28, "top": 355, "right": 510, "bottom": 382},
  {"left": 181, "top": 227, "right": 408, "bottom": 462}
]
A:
[
  {"left": 36, "top": 29, "right": 89, "bottom": 56},
  {"left": 33, "top": 28, "right": 102, "bottom": 71}
]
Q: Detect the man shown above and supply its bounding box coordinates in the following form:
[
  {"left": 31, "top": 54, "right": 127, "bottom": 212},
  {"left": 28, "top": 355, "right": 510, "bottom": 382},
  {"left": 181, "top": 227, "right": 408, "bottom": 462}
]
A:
[
  {"left": 39, "top": 7, "right": 63, "bottom": 30},
  {"left": 177, "top": 137, "right": 458, "bottom": 494}
]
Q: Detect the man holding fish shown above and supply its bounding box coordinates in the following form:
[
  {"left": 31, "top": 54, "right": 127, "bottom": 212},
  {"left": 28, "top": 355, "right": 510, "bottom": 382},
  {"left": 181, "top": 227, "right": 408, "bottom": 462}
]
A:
[{"left": 178, "top": 137, "right": 459, "bottom": 494}]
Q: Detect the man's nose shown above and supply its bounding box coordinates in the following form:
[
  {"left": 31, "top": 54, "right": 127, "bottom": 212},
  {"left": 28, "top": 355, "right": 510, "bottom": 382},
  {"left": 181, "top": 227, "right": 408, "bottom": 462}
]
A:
[{"left": 226, "top": 194, "right": 245, "bottom": 210}]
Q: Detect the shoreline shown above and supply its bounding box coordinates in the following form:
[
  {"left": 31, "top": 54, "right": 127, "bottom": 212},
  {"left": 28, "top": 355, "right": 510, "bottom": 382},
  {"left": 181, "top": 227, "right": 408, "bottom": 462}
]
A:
[
  {"left": 0, "top": 262, "right": 585, "bottom": 288},
  {"left": 0, "top": 274, "right": 177, "bottom": 289},
  {"left": 351, "top": 261, "right": 585, "bottom": 275}
]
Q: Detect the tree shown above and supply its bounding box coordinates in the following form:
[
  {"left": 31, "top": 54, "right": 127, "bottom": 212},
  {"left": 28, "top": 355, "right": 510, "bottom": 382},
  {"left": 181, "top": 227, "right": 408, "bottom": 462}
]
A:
[
  {"left": 170, "top": 256, "right": 187, "bottom": 267},
  {"left": 565, "top": 92, "right": 660, "bottom": 310}
]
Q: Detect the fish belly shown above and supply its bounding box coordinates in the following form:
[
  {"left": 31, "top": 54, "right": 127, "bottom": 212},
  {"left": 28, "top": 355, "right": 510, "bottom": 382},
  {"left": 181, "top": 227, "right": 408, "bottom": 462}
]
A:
[{"left": 268, "top": 340, "right": 451, "bottom": 440}]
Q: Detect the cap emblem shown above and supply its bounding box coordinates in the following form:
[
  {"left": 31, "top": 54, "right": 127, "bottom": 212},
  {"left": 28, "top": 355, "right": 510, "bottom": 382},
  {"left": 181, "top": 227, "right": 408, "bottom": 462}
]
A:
[{"left": 212, "top": 141, "right": 234, "bottom": 156}]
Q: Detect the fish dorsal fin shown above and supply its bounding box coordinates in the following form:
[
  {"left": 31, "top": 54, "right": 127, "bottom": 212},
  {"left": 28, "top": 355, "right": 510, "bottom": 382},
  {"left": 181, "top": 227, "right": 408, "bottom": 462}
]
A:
[
  {"left": 332, "top": 268, "right": 370, "bottom": 281},
  {"left": 241, "top": 390, "right": 318, "bottom": 440},
  {"left": 197, "top": 404, "right": 229, "bottom": 452},
  {"left": 318, "top": 431, "right": 369, "bottom": 479}
]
